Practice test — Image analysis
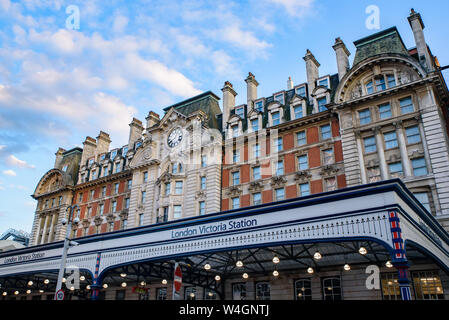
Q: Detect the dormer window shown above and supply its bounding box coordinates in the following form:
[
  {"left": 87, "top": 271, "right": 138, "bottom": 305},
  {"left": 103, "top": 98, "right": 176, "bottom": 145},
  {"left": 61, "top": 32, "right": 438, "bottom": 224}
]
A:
[
  {"left": 272, "top": 111, "right": 280, "bottom": 126},
  {"left": 274, "top": 93, "right": 284, "bottom": 105},
  {"left": 122, "top": 147, "right": 128, "bottom": 157},
  {"left": 317, "top": 97, "right": 327, "bottom": 112},
  {"left": 255, "top": 100, "right": 263, "bottom": 112},
  {"left": 251, "top": 119, "right": 259, "bottom": 131},
  {"left": 88, "top": 158, "right": 94, "bottom": 166},
  {"left": 318, "top": 78, "right": 329, "bottom": 88},
  {"left": 111, "top": 150, "right": 117, "bottom": 159},
  {"left": 235, "top": 106, "right": 244, "bottom": 118},
  {"left": 232, "top": 125, "right": 239, "bottom": 138},
  {"left": 294, "top": 105, "right": 303, "bottom": 119},
  {"left": 100, "top": 154, "right": 106, "bottom": 161},
  {"left": 366, "top": 81, "right": 374, "bottom": 94},
  {"left": 295, "top": 86, "right": 306, "bottom": 97}
]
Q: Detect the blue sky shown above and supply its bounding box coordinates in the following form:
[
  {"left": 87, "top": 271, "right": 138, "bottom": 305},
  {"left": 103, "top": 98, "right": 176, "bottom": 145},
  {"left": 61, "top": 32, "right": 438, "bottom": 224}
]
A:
[{"left": 1, "top": 0, "right": 448, "bottom": 236}]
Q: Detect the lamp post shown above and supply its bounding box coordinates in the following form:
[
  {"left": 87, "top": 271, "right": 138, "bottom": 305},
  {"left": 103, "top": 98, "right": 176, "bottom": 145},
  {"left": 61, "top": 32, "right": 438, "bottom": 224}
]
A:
[{"left": 54, "top": 204, "right": 79, "bottom": 300}]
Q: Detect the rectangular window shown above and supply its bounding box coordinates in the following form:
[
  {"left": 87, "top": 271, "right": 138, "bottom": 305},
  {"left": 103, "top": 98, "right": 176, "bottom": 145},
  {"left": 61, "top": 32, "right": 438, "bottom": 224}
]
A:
[
  {"left": 99, "top": 204, "right": 104, "bottom": 215},
  {"left": 143, "top": 171, "right": 148, "bottom": 183},
  {"left": 78, "top": 193, "right": 83, "bottom": 203},
  {"left": 122, "top": 219, "right": 127, "bottom": 230},
  {"left": 253, "top": 192, "right": 262, "bottom": 205},
  {"left": 295, "top": 279, "right": 312, "bottom": 300},
  {"left": 256, "top": 282, "right": 271, "bottom": 300},
  {"left": 295, "top": 86, "right": 306, "bottom": 97},
  {"left": 275, "top": 137, "right": 283, "bottom": 152},
  {"left": 114, "top": 183, "right": 119, "bottom": 194},
  {"left": 253, "top": 166, "right": 261, "bottom": 180},
  {"left": 276, "top": 160, "right": 284, "bottom": 175},
  {"left": 199, "top": 201, "right": 206, "bottom": 215},
  {"left": 91, "top": 170, "right": 96, "bottom": 180},
  {"left": 406, "top": 126, "right": 421, "bottom": 144},
  {"left": 322, "top": 277, "right": 342, "bottom": 300},
  {"left": 379, "top": 103, "right": 392, "bottom": 119},
  {"left": 173, "top": 205, "right": 182, "bottom": 219},
  {"left": 233, "top": 149, "right": 240, "bottom": 163},
  {"left": 232, "top": 197, "right": 240, "bottom": 209},
  {"left": 122, "top": 147, "right": 128, "bottom": 157},
  {"left": 232, "top": 125, "right": 239, "bottom": 138},
  {"left": 367, "top": 167, "right": 381, "bottom": 183},
  {"left": 200, "top": 176, "right": 206, "bottom": 190},
  {"left": 275, "top": 188, "right": 285, "bottom": 201},
  {"left": 294, "top": 105, "right": 303, "bottom": 119},
  {"left": 324, "top": 177, "right": 337, "bottom": 191},
  {"left": 359, "top": 109, "right": 371, "bottom": 125},
  {"left": 381, "top": 273, "right": 401, "bottom": 300},
  {"left": 141, "top": 191, "right": 146, "bottom": 204},
  {"left": 375, "top": 77, "right": 386, "bottom": 91},
  {"left": 364, "top": 136, "right": 377, "bottom": 153},
  {"left": 366, "top": 81, "right": 374, "bottom": 94},
  {"left": 321, "top": 124, "right": 331, "bottom": 140},
  {"left": 115, "top": 162, "right": 121, "bottom": 173},
  {"left": 111, "top": 201, "right": 117, "bottom": 213},
  {"left": 115, "top": 290, "right": 126, "bottom": 300},
  {"left": 384, "top": 132, "right": 398, "bottom": 149},
  {"left": 87, "top": 207, "right": 92, "bottom": 218},
  {"left": 127, "top": 179, "right": 132, "bottom": 190},
  {"left": 235, "top": 106, "right": 244, "bottom": 118},
  {"left": 232, "top": 171, "right": 240, "bottom": 186},
  {"left": 300, "top": 183, "right": 310, "bottom": 196},
  {"left": 400, "top": 97, "right": 414, "bottom": 114},
  {"left": 175, "top": 181, "right": 183, "bottom": 194},
  {"left": 251, "top": 119, "right": 259, "bottom": 131},
  {"left": 156, "top": 288, "right": 167, "bottom": 300},
  {"left": 124, "top": 198, "right": 130, "bottom": 209},
  {"left": 412, "top": 157, "right": 428, "bottom": 176},
  {"left": 201, "top": 155, "right": 207, "bottom": 167},
  {"left": 103, "top": 166, "right": 108, "bottom": 176},
  {"left": 272, "top": 111, "right": 280, "bottom": 126},
  {"left": 322, "top": 148, "right": 334, "bottom": 165},
  {"left": 318, "top": 78, "right": 329, "bottom": 88},
  {"left": 108, "top": 222, "right": 114, "bottom": 232},
  {"left": 389, "top": 162, "right": 403, "bottom": 178},
  {"left": 90, "top": 189, "right": 95, "bottom": 200},
  {"left": 274, "top": 93, "right": 284, "bottom": 104},
  {"left": 232, "top": 283, "right": 246, "bottom": 300},
  {"left": 296, "top": 131, "right": 306, "bottom": 145},
  {"left": 253, "top": 144, "right": 261, "bottom": 158},
  {"left": 298, "top": 155, "right": 308, "bottom": 170},
  {"left": 255, "top": 101, "right": 263, "bottom": 112},
  {"left": 387, "top": 74, "right": 396, "bottom": 88},
  {"left": 101, "top": 186, "right": 106, "bottom": 197},
  {"left": 58, "top": 196, "right": 63, "bottom": 206},
  {"left": 51, "top": 198, "right": 55, "bottom": 207},
  {"left": 317, "top": 97, "right": 327, "bottom": 112},
  {"left": 138, "top": 213, "right": 144, "bottom": 226},
  {"left": 412, "top": 271, "right": 444, "bottom": 300},
  {"left": 111, "top": 150, "right": 117, "bottom": 159},
  {"left": 165, "top": 182, "right": 171, "bottom": 196},
  {"left": 414, "top": 192, "right": 431, "bottom": 212}
]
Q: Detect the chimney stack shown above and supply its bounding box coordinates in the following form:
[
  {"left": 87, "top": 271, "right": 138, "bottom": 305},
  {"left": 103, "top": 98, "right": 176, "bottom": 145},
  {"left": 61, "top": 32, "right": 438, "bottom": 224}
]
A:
[
  {"left": 303, "top": 49, "right": 320, "bottom": 99},
  {"left": 408, "top": 8, "right": 434, "bottom": 71},
  {"left": 245, "top": 72, "right": 258, "bottom": 112},
  {"left": 146, "top": 111, "right": 160, "bottom": 129},
  {"left": 128, "top": 118, "right": 144, "bottom": 148},
  {"left": 54, "top": 147, "right": 66, "bottom": 168},
  {"left": 332, "top": 37, "right": 351, "bottom": 81},
  {"left": 96, "top": 131, "right": 111, "bottom": 155},
  {"left": 287, "top": 76, "right": 294, "bottom": 90},
  {"left": 81, "top": 136, "right": 97, "bottom": 165},
  {"left": 221, "top": 81, "right": 237, "bottom": 126}
]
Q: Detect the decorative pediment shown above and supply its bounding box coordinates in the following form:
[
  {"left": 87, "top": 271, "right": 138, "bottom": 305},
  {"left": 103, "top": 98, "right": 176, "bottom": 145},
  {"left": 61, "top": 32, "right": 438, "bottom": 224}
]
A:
[
  {"left": 228, "top": 113, "right": 242, "bottom": 124},
  {"left": 294, "top": 171, "right": 312, "bottom": 182},
  {"left": 311, "top": 85, "right": 330, "bottom": 97},
  {"left": 267, "top": 101, "right": 282, "bottom": 110},
  {"left": 289, "top": 94, "right": 307, "bottom": 106},
  {"left": 157, "top": 171, "right": 172, "bottom": 184},
  {"left": 248, "top": 181, "right": 264, "bottom": 192},
  {"left": 320, "top": 165, "right": 340, "bottom": 177},
  {"left": 33, "top": 169, "right": 73, "bottom": 198},
  {"left": 410, "top": 149, "right": 425, "bottom": 159},
  {"left": 159, "top": 108, "right": 188, "bottom": 129},
  {"left": 226, "top": 186, "right": 242, "bottom": 197},
  {"left": 247, "top": 107, "right": 262, "bottom": 119},
  {"left": 271, "top": 176, "right": 287, "bottom": 188}
]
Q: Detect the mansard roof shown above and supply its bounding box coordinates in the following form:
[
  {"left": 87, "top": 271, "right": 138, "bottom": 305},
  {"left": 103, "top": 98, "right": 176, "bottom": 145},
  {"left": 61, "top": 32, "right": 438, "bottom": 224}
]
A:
[{"left": 353, "top": 27, "right": 410, "bottom": 66}]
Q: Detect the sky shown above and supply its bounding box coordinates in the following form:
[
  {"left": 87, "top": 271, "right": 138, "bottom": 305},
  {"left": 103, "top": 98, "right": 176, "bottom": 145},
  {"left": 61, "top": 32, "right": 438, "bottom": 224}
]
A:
[{"left": 0, "top": 0, "right": 449, "bottom": 236}]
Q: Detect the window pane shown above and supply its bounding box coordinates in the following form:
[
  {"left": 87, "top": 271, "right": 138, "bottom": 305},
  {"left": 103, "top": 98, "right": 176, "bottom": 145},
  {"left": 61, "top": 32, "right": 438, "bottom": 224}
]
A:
[
  {"left": 300, "top": 183, "right": 310, "bottom": 196},
  {"left": 375, "top": 77, "right": 386, "bottom": 91},
  {"left": 389, "top": 162, "right": 403, "bottom": 178},
  {"left": 272, "top": 112, "right": 280, "bottom": 125},
  {"left": 412, "top": 271, "right": 444, "bottom": 300},
  {"left": 414, "top": 192, "right": 431, "bottom": 212},
  {"left": 232, "top": 283, "right": 246, "bottom": 300},
  {"left": 318, "top": 97, "right": 327, "bottom": 112},
  {"left": 319, "top": 78, "right": 329, "bottom": 88},
  {"left": 359, "top": 109, "right": 371, "bottom": 125},
  {"left": 381, "top": 273, "right": 401, "bottom": 300},
  {"left": 297, "top": 131, "right": 306, "bottom": 145},
  {"left": 274, "top": 94, "right": 284, "bottom": 104},
  {"left": 251, "top": 119, "right": 259, "bottom": 131},
  {"left": 412, "top": 158, "right": 428, "bottom": 176},
  {"left": 298, "top": 155, "right": 308, "bottom": 170},
  {"left": 173, "top": 205, "right": 182, "bottom": 218},
  {"left": 232, "top": 197, "right": 240, "bottom": 209},
  {"left": 255, "top": 101, "right": 263, "bottom": 112},
  {"left": 322, "top": 277, "right": 341, "bottom": 300},
  {"left": 366, "top": 81, "right": 374, "bottom": 94},
  {"left": 387, "top": 74, "right": 396, "bottom": 88},
  {"left": 321, "top": 125, "right": 331, "bottom": 140},
  {"left": 294, "top": 105, "right": 303, "bottom": 119},
  {"left": 295, "top": 279, "right": 312, "bottom": 300},
  {"left": 406, "top": 126, "right": 421, "bottom": 144},
  {"left": 253, "top": 193, "right": 262, "bottom": 205},
  {"left": 256, "top": 282, "right": 270, "bottom": 300},
  {"left": 379, "top": 103, "right": 392, "bottom": 119},
  {"left": 384, "top": 132, "right": 398, "bottom": 149},
  {"left": 296, "top": 86, "right": 306, "bottom": 97},
  {"left": 253, "top": 166, "right": 261, "bottom": 180},
  {"left": 276, "top": 161, "right": 284, "bottom": 175},
  {"left": 275, "top": 188, "right": 285, "bottom": 201},
  {"left": 364, "top": 136, "right": 377, "bottom": 153},
  {"left": 400, "top": 97, "right": 414, "bottom": 114}
]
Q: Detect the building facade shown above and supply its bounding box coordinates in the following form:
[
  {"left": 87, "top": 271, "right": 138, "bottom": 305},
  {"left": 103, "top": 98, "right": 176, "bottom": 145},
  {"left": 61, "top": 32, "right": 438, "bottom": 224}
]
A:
[{"left": 1, "top": 9, "right": 449, "bottom": 301}]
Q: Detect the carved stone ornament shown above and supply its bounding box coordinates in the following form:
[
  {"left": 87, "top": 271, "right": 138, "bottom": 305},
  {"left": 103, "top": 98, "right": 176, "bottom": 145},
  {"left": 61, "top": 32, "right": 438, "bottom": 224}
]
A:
[
  {"left": 106, "top": 213, "right": 116, "bottom": 223},
  {"left": 94, "top": 215, "right": 103, "bottom": 226},
  {"left": 270, "top": 176, "right": 287, "bottom": 188},
  {"left": 195, "top": 191, "right": 206, "bottom": 199},
  {"left": 82, "top": 219, "right": 90, "bottom": 228},
  {"left": 227, "top": 186, "right": 242, "bottom": 197},
  {"left": 248, "top": 181, "right": 264, "bottom": 192},
  {"left": 143, "top": 146, "right": 152, "bottom": 160},
  {"left": 320, "top": 165, "right": 340, "bottom": 177},
  {"left": 157, "top": 172, "right": 172, "bottom": 184},
  {"left": 119, "top": 209, "right": 129, "bottom": 219},
  {"left": 399, "top": 71, "right": 411, "bottom": 85},
  {"left": 294, "top": 170, "right": 312, "bottom": 182},
  {"left": 350, "top": 85, "right": 362, "bottom": 99}
]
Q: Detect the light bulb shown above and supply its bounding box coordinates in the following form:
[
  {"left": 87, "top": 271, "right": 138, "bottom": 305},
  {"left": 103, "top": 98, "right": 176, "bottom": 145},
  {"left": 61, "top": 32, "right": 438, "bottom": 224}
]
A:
[
  {"left": 236, "top": 260, "right": 243, "bottom": 268},
  {"left": 26, "top": 290, "right": 31, "bottom": 294},
  {"left": 386, "top": 261, "right": 393, "bottom": 268},
  {"left": 273, "top": 270, "right": 279, "bottom": 277},
  {"left": 121, "top": 282, "right": 127, "bottom": 287},
  {"left": 272, "top": 256, "right": 280, "bottom": 264},
  {"left": 307, "top": 267, "right": 314, "bottom": 274},
  {"left": 80, "top": 276, "right": 85, "bottom": 281},
  {"left": 44, "top": 279, "right": 50, "bottom": 284},
  {"left": 344, "top": 264, "right": 351, "bottom": 271},
  {"left": 120, "top": 273, "right": 127, "bottom": 278},
  {"left": 313, "top": 252, "right": 322, "bottom": 260},
  {"left": 359, "top": 247, "right": 367, "bottom": 255},
  {"left": 242, "top": 273, "right": 249, "bottom": 279},
  {"left": 103, "top": 284, "right": 108, "bottom": 289},
  {"left": 162, "top": 279, "right": 167, "bottom": 285},
  {"left": 204, "top": 263, "right": 211, "bottom": 270},
  {"left": 27, "top": 281, "right": 33, "bottom": 286},
  {"left": 215, "top": 275, "right": 221, "bottom": 281}
]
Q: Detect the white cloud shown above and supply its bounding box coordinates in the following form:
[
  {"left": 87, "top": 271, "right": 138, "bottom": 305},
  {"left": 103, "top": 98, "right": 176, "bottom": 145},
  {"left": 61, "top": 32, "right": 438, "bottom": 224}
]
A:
[
  {"left": 268, "top": 0, "right": 315, "bottom": 17},
  {"left": 3, "top": 169, "right": 16, "bottom": 176},
  {"left": 113, "top": 15, "right": 129, "bottom": 33},
  {"left": 6, "top": 155, "right": 35, "bottom": 168}
]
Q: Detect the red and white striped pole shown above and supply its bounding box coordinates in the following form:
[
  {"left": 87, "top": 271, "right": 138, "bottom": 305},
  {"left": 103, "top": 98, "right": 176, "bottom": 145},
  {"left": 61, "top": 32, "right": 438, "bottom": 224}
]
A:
[{"left": 172, "top": 263, "right": 182, "bottom": 300}]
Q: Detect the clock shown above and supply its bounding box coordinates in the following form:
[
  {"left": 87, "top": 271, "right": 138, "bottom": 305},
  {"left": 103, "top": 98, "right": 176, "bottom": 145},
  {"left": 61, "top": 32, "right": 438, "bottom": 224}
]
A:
[{"left": 167, "top": 127, "right": 183, "bottom": 148}]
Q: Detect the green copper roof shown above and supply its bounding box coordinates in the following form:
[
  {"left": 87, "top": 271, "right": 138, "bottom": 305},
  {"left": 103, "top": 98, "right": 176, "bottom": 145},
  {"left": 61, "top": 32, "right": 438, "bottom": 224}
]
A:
[
  {"left": 353, "top": 27, "right": 409, "bottom": 66},
  {"left": 163, "top": 91, "right": 222, "bottom": 130}
]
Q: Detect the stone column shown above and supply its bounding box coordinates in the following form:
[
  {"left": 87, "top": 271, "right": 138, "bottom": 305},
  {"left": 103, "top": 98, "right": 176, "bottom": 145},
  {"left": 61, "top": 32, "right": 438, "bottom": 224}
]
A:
[
  {"left": 395, "top": 121, "right": 412, "bottom": 177},
  {"left": 47, "top": 214, "right": 56, "bottom": 243},
  {"left": 355, "top": 132, "right": 367, "bottom": 184},
  {"left": 373, "top": 127, "right": 389, "bottom": 180},
  {"left": 40, "top": 214, "right": 49, "bottom": 245}
]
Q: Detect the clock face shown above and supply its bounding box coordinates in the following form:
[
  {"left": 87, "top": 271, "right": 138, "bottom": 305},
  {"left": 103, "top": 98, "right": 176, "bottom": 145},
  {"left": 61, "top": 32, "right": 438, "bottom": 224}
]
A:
[{"left": 167, "top": 127, "right": 183, "bottom": 148}]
